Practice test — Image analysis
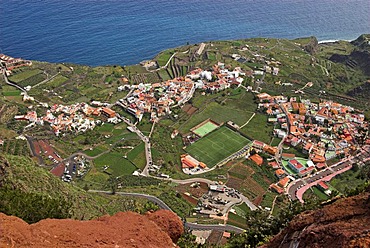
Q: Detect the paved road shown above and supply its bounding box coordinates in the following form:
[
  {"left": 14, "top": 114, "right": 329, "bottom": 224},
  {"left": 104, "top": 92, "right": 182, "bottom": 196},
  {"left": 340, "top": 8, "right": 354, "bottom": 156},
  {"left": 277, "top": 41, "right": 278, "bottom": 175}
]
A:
[
  {"left": 89, "top": 190, "right": 245, "bottom": 233},
  {"left": 114, "top": 103, "right": 153, "bottom": 176},
  {"left": 158, "top": 177, "right": 257, "bottom": 210},
  {"left": 185, "top": 222, "right": 244, "bottom": 234},
  {"left": 33, "top": 72, "right": 60, "bottom": 88},
  {"left": 287, "top": 145, "right": 370, "bottom": 202},
  {"left": 1, "top": 68, "right": 27, "bottom": 93}
]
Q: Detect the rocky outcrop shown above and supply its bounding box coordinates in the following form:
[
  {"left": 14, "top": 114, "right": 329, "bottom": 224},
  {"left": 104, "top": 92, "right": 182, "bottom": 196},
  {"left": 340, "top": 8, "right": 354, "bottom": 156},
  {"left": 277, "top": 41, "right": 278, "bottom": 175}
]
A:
[
  {"left": 262, "top": 192, "right": 370, "bottom": 248},
  {"left": 147, "top": 210, "right": 184, "bottom": 243},
  {"left": 303, "top": 36, "right": 319, "bottom": 55},
  {"left": 0, "top": 210, "right": 184, "bottom": 248}
]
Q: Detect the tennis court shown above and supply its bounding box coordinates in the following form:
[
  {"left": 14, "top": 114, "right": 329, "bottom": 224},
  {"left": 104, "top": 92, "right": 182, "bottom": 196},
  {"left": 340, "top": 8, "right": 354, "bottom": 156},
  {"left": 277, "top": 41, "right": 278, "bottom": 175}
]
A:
[{"left": 192, "top": 121, "right": 219, "bottom": 137}]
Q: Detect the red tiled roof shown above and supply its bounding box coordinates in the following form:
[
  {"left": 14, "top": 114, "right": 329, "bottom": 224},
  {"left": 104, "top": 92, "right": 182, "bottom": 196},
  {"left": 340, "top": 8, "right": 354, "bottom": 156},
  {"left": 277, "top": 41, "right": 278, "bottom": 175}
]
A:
[
  {"left": 278, "top": 177, "right": 290, "bottom": 188},
  {"left": 275, "top": 169, "right": 285, "bottom": 176},
  {"left": 289, "top": 159, "right": 303, "bottom": 169},
  {"left": 250, "top": 154, "right": 263, "bottom": 166},
  {"left": 51, "top": 163, "right": 65, "bottom": 177},
  {"left": 270, "top": 184, "right": 284, "bottom": 194},
  {"left": 318, "top": 181, "right": 329, "bottom": 190},
  {"left": 282, "top": 153, "right": 295, "bottom": 158}
]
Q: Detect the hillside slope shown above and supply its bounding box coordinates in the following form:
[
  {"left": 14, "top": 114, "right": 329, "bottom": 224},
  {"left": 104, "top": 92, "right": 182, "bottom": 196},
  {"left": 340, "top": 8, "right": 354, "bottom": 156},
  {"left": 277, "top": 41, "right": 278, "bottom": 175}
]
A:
[
  {"left": 0, "top": 154, "right": 152, "bottom": 222},
  {"left": 262, "top": 192, "right": 370, "bottom": 248}
]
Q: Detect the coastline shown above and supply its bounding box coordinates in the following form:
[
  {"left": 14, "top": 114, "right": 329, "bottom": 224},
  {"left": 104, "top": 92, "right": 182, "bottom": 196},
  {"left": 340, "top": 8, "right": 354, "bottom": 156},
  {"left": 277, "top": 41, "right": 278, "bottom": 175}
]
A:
[
  {"left": 6, "top": 36, "right": 362, "bottom": 68},
  {"left": 318, "top": 39, "right": 353, "bottom": 44}
]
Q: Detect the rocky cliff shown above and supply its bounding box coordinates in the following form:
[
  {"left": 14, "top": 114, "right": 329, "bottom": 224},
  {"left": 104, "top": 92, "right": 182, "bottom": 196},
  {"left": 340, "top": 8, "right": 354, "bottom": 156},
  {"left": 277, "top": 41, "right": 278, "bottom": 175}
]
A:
[
  {"left": 0, "top": 210, "right": 184, "bottom": 248},
  {"left": 262, "top": 192, "right": 370, "bottom": 248}
]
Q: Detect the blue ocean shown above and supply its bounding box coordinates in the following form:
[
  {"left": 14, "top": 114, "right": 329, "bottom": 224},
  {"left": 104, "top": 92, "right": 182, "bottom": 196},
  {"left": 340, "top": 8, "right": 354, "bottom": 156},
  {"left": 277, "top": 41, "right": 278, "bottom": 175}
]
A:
[{"left": 1, "top": 0, "right": 369, "bottom": 66}]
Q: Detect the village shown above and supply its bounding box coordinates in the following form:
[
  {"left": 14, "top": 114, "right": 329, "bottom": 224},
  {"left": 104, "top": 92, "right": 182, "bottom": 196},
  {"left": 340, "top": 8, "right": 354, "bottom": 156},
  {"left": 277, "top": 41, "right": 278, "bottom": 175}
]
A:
[
  {"left": 7, "top": 55, "right": 370, "bottom": 202},
  {"left": 2, "top": 50, "right": 370, "bottom": 224},
  {"left": 251, "top": 92, "right": 369, "bottom": 198}
]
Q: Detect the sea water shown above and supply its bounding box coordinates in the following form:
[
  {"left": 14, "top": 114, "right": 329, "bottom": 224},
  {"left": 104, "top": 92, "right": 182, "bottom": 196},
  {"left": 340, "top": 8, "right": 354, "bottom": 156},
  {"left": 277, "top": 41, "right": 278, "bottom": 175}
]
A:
[{"left": 1, "top": 0, "right": 369, "bottom": 66}]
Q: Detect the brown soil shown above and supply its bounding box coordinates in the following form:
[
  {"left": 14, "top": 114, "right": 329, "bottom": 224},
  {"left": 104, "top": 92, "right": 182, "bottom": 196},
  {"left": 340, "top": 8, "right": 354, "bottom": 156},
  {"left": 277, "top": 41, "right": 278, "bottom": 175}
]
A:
[
  {"left": 262, "top": 192, "right": 370, "bottom": 248},
  {"left": 0, "top": 210, "right": 183, "bottom": 248},
  {"left": 181, "top": 193, "right": 198, "bottom": 206},
  {"left": 182, "top": 104, "right": 198, "bottom": 115},
  {"left": 253, "top": 195, "right": 263, "bottom": 206},
  {"left": 175, "top": 182, "right": 208, "bottom": 199}
]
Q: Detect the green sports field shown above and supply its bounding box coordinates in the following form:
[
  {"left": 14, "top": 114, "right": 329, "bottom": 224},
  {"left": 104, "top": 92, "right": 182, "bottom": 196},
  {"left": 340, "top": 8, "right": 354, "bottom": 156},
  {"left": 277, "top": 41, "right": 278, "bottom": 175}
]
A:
[
  {"left": 186, "top": 126, "right": 251, "bottom": 167},
  {"left": 192, "top": 121, "right": 219, "bottom": 137}
]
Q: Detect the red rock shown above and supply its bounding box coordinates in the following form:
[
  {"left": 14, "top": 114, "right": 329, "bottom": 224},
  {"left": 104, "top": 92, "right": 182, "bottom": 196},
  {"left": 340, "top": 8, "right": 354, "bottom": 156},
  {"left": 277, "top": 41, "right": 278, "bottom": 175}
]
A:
[
  {"left": 0, "top": 210, "right": 183, "bottom": 248},
  {"left": 261, "top": 192, "right": 370, "bottom": 248}
]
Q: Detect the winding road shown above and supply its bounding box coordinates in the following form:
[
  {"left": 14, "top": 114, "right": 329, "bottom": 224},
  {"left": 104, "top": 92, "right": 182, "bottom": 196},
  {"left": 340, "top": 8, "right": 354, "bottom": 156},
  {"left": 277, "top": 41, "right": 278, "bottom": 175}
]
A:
[
  {"left": 286, "top": 145, "right": 370, "bottom": 202},
  {"left": 89, "top": 190, "right": 245, "bottom": 234}
]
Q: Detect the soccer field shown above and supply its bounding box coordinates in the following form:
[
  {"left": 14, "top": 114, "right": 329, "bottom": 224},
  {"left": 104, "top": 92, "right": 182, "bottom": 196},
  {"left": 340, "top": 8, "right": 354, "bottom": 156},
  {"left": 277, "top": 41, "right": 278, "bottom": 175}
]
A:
[{"left": 186, "top": 126, "right": 251, "bottom": 167}]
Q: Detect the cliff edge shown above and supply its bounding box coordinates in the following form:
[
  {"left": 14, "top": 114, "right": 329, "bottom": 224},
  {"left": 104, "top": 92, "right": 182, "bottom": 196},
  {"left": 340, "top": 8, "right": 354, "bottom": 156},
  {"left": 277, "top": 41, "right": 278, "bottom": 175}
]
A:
[
  {"left": 262, "top": 192, "right": 370, "bottom": 248},
  {"left": 0, "top": 209, "right": 183, "bottom": 248}
]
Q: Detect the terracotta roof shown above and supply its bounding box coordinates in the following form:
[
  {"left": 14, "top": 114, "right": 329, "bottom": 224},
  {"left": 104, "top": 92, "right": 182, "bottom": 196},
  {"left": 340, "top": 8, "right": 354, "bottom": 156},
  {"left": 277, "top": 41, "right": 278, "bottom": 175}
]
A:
[
  {"left": 278, "top": 176, "right": 290, "bottom": 188},
  {"left": 282, "top": 153, "right": 295, "bottom": 158},
  {"left": 318, "top": 181, "right": 329, "bottom": 190},
  {"left": 289, "top": 159, "right": 304, "bottom": 169},
  {"left": 50, "top": 163, "right": 65, "bottom": 177},
  {"left": 250, "top": 154, "right": 263, "bottom": 166},
  {"left": 275, "top": 169, "right": 285, "bottom": 176},
  {"left": 269, "top": 184, "right": 284, "bottom": 194}
]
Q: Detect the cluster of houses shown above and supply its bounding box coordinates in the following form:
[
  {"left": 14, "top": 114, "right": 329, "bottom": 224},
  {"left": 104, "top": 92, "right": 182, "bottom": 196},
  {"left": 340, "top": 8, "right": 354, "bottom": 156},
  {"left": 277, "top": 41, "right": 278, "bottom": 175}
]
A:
[
  {"left": 119, "top": 63, "right": 245, "bottom": 122},
  {"left": 15, "top": 102, "right": 119, "bottom": 136},
  {"left": 0, "top": 54, "right": 32, "bottom": 75},
  {"left": 180, "top": 154, "right": 208, "bottom": 174},
  {"left": 231, "top": 43, "right": 282, "bottom": 78},
  {"left": 253, "top": 92, "right": 369, "bottom": 194}
]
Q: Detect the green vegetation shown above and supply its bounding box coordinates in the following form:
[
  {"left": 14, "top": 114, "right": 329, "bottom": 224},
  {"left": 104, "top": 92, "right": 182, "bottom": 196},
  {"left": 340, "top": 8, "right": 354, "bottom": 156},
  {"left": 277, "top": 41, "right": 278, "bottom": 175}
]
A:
[
  {"left": 186, "top": 126, "right": 250, "bottom": 167},
  {"left": 94, "top": 151, "right": 137, "bottom": 176},
  {"left": 0, "top": 154, "right": 157, "bottom": 222},
  {"left": 330, "top": 165, "right": 369, "bottom": 195},
  {"left": 240, "top": 113, "right": 274, "bottom": 143},
  {"left": 2, "top": 90, "right": 21, "bottom": 96},
  {"left": 158, "top": 191, "right": 193, "bottom": 218},
  {"left": 155, "top": 50, "right": 174, "bottom": 67},
  {"left": 226, "top": 199, "right": 321, "bottom": 248},
  {"left": 8, "top": 69, "right": 42, "bottom": 83},
  {"left": 227, "top": 212, "right": 248, "bottom": 229},
  {"left": 226, "top": 159, "right": 283, "bottom": 213},
  {"left": 0, "top": 189, "right": 71, "bottom": 223},
  {"left": 0, "top": 139, "right": 29, "bottom": 156},
  {"left": 43, "top": 74, "right": 69, "bottom": 88},
  {"left": 127, "top": 142, "right": 146, "bottom": 169},
  {"left": 178, "top": 99, "right": 255, "bottom": 134}
]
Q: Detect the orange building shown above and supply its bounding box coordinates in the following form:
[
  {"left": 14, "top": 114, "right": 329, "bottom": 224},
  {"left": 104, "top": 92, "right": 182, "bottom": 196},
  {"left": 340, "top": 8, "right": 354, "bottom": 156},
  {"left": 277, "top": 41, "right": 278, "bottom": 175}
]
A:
[
  {"left": 275, "top": 169, "right": 285, "bottom": 178},
  {"left": 263, "top": 145, "right": 277, "bottom": 155},
  {"left": 278, "top": 176, "right": 290, "bottom": 188},
  {"left": 269, "top": 184, "right": 284, "bottom": 194},
  {"left": 250, "top": 154, "right": 263, "bottom": 166},
  {"left": 101, "top": 107, "right": 116, "bottom": 118}
]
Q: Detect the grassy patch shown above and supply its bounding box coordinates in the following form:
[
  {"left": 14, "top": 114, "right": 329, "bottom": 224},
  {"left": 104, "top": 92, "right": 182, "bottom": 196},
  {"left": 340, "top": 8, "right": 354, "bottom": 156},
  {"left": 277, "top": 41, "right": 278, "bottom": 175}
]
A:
[
  {"left": 84, "top": 146, "right": 105, "bottom": 157},
  {"left": 156, "top": 50, "right": 173, "bottom": 67},
  {"left": 240, "top": 113, "right": 274, "bottom": 143},
  {"left": 227, "top": 212, "right": 248, "bottom": 229},
  {"left": 178, "top": 101, "right": 254, "bottom": 133},
  {"left": 2, "top": 90, "right": 21, "bottom": 96},
  {"left": 186, "top": 126, "right": 250, "bottom": 167},
  {"left": 94, "top": 151, "right": 137, "bottom": 176},
  {"left": 127, "top": 142, "right": 146, "bottom": 169},
  {"left": 8, "top": 69, "right": 42, "bottom": 83},
  {"left": 312, "top": 186, "right": 330, "bottom": 201},
  {"left": 44, "top": 75, "right": 69, "bottom": 88},
  {"left": 329, "top": 167, "right": 367, "bottom": 194}
]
